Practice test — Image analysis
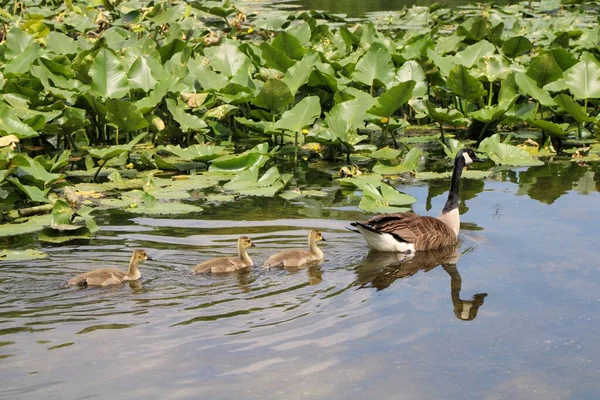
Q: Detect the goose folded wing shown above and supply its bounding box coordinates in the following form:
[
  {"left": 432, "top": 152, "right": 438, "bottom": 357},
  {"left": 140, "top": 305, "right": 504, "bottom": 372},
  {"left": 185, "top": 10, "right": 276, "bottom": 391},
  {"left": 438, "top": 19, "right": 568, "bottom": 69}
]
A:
[{"left": 365, "top": 213, "right": 456, "bottom": 249}]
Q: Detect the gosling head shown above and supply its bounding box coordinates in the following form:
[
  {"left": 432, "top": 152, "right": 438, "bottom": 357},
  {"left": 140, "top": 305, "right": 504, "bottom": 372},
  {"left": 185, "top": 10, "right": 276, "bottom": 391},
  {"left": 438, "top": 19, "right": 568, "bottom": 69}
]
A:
[
  {"left": 238, "top": 236, "right": 255, "bottom": 249},
  {"left": 456, "top": 148, "right": 484, "bottom": 166},
  {"left": 309, "top": 230, "right": 326, "bottom": 242},
  {"left": 132, "top": 249, "right": 149, "bottom": 263}
]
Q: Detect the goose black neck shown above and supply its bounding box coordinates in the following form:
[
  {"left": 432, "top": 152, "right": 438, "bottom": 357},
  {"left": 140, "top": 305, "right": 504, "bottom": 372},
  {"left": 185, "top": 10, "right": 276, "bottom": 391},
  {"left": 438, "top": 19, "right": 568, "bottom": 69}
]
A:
[{"left": 442, "top": 155, "right": 465, "bottom": 214}]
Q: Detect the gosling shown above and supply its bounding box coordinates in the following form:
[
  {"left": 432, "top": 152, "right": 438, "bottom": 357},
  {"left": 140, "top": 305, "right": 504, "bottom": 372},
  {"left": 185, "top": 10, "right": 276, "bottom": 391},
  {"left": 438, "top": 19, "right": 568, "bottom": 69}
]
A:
[
  {"left": 68, "top": 249, "right": 149, "bottom": 287},
  {"left": 263, "top": 230, "right": 325, "bottom": 268},
  {"left": 193, "top": 236, "right": 255, "bottom": 274}
]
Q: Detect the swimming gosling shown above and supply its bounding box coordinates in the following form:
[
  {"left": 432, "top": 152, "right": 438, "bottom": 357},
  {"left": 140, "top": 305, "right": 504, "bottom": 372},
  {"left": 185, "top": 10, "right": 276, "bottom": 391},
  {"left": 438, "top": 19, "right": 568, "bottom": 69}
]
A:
[
  {"left": 68, "top": 249, "right": 149, "bottom": 287},
  {"left": 351, "top": 149, "right": 484, "bottom": 252},
  {"left": 193, "top": 236, "right": 255, "bottom": 274},
  {"left": 263, "top": 230, "right": 325, "bottom": 268}
]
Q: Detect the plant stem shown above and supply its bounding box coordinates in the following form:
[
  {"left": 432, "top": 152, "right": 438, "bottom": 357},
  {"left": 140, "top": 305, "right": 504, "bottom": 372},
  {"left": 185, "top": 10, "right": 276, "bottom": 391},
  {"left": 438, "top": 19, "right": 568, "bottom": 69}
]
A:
[
  {"left": 294, "top": 131, "right": 298, "bottom": 164},
  {"left": 488, "top": 81, "right": 493, "bottom": 107},
  {"left": 93, "top": 161, "right": 105, "bottom": 183}
]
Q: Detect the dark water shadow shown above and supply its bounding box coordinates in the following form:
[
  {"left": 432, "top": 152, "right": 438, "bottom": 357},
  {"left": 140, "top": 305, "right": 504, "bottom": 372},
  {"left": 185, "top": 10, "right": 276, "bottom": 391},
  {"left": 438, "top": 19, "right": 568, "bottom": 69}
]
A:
[{"left": 354, "top": 245, "right": 487, "bottom": 321}]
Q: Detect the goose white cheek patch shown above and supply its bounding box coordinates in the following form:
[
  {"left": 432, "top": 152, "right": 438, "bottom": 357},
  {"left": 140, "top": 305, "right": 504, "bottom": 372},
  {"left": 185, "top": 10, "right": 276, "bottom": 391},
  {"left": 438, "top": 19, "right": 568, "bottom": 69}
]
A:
[{"left": 462, "top": 152, "right": 473, "bottom": 165}]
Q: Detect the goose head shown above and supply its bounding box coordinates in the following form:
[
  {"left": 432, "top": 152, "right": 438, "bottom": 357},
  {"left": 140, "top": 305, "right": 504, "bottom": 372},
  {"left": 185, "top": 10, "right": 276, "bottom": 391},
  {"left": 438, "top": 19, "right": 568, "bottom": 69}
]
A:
[
  {"left": 238, "top": 236, "right": 255, "bottom": 249},
  {"left": 309, "top": 229, "right": 326, "bottom": 243},
  {"left": 132, "top": 249, "right": 149, "bottom": 263},
  {"left": 456, "top": 148, "right": 484, "bottom": 166}
]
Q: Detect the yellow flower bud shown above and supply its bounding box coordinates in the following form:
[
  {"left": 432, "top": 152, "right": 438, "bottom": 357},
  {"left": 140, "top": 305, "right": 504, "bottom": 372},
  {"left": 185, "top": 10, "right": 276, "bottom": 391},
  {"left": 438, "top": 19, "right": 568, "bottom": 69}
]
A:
[
  {"left": 125, "top": 163, "right": 134, "bottom": 169},
  {"left": 380, "top": 117, "right": 389, "bottom": 124},
  {"left": 247, "top": 27, "right": 254, "bottom": 34},
  {"left": 301, "top": 129, "right": 309, "bottom": 135}
]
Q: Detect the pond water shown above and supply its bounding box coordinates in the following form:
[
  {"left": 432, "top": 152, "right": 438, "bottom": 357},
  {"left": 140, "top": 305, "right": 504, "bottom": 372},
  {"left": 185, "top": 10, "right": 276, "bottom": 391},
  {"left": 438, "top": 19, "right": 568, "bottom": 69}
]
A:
[
  {"left": 255, "top": 0, "right": 514, "bottom": 17},
  {"left": 1, "top": 157, "right": 599, "bottom": 399}
]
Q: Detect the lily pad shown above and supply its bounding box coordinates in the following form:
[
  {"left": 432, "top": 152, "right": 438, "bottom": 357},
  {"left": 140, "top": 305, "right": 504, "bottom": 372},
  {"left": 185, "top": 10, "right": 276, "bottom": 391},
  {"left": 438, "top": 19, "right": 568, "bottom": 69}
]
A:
[{"left": 0, "top": 249, "right": 48, "bottom": 261}]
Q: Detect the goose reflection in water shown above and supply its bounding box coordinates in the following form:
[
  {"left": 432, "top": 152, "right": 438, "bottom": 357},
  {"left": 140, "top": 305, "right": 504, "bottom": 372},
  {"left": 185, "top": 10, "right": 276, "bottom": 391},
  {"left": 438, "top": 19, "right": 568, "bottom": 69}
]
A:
[{"left": 354, "top": 245, "right": 487, "bottom": 321}]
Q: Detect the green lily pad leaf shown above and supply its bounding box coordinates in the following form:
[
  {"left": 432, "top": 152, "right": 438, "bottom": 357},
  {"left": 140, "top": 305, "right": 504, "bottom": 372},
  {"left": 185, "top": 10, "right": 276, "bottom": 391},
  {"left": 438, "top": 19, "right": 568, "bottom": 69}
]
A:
[
  {"left": 0, "top": 249, "right": 48, "bottom": 261},
  {"left": 39, "top": 226, "right": 92, "bottom": 244},
  {"left": 564, "top": 52, "right": 600, "bottom": 99},
  {"left": 7, "top": 178, "right": 51, "bottom": 203},
  {"left": 372, "top": 147, "right": 422, "bottom": 175},
  {"left": 400, "top": 134, "right": 445, "bottom": 144},
  {"left": 165, "top": 99, "right": 207, "bottom": 131},
  {"left": 447, "top": 65, "right": 486, "bottom": 104},
  {"left": 424, "top": 100, "right": 468, "bottom": 126},
  {"left": 427, "top": 49, "right": 453, "bottom": 78},
  {"left": 415, "top": 170, "right": 491, "bottom": 180},
  {"left": 395, "top": 60, "right": 427, "bottom": 97},
  {"left": 49, "top": 199, "right": 86, "bottom": 231},
  {"left": 89, "top": 48, "right": 130, "bottom": 99},
  {"left": 205, "top": 42, "right": 249, "bottom": 77},
  {"left": 553, "top": 94, "right": 593, "bottom": 123},
  {"left": 353, "top": 42, "right": 394, "bottom": 88},
  {"left": 88, "top": 132, "right": 147, "bottom": 160},
  {"left": 470, "top": 96, "right": 518, "bottom": 123},
  {"left": 4, "top": 43, "right": 40, "bottom": 76},
  {"left": 502, "top": 36, "right": 533, "bottom": 58},
  {"left": 275, "top": 96, "right": 321, "bottom": 132},
  {"left": 480, "top": 55, "right": 512, "bottom": 82},
  {"left": 527, "top": 120, "right": 569, "bottom": 139},
  {"left": 454, "top": 40, "right": 495, "bottom": 68},
  {"left": 480, "top": 140, "right": 544, "bottom": 166},
  {"left": 46, "top": 31, "right": 78, "bottom": 55},
  {"left": 515, "top": 72, "right": 555, "bottom": 107},
  {"left": 11, "top": 154, "right": 64, "bottom": 186},
  {"left": 224, "top": 166, "right": 291, "bottom": 196},
  {"left": 128, "top": 56, "right": 158, "bottom": 92},
  {"left": 282, "top": 53, "right": 319, "bottom": 96},
  {"left": 158, "top": 144, "right": 226, "bottom": 161},
  {"left": 209, "top": 142, "right": 271, "bottom": 172},
  {"left": 367, "top": 81, "right": 415, "bottom": 118},
  {"left": 259, "top": 42, "right": 295, "bottom": 72},
  {"left": 106, "top": 99, "right": 148, "bottom": 132},
  {"left": 0, "top": 214, "right": 50, "bottom": 237},
  {"left": 441, "top": 138, "right": 471, "bottom": 159},
  {"left": 370, "top": 147, "right": 401, "bottom": 160},
  {"left": 272, "top": 32, "right": 306, "bottom": 61},
  {"left": 358, "top": 183, "right": 415, "bottom": 213},
  {"left": 5, "top": 28, "right": 33, "bottom": 59},
  {"left": 338, "top": 173, "right": 384, "bottom": 189},
  {"left": 279, "top": 189, "right": 327, "bottom": 200},
  {"left": 527, "top": 52, "right": 563, "bottom": 88},
  {"left": 253, "top": 78, "right": 294, "bottom": 112},
  {"left": 123, "top": 191, "right": 203, "bottom": 215},
  {"left": 0, "top": 103, "right": 39, "bottom": 138}
]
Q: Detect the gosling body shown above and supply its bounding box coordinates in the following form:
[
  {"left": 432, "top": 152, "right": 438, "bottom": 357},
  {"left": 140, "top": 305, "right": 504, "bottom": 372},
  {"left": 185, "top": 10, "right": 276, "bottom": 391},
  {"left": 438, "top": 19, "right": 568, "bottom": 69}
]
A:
[
  {"left": 263, "top": 230, "right": 325, "bottom": 268},
  {"left": 193, "top": 236, "right": 254, "bottom": 274},
  {"left": 352, "top": 149, "right": 483, "bottom": 253},
  {"left": 68, "top": 249, "right": 148, "bottom": 287}
]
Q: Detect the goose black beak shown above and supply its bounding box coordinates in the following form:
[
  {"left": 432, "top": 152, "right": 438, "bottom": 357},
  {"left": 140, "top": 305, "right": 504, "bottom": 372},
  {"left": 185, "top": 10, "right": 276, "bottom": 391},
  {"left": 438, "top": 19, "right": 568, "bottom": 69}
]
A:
[
  {"left": 321, "top": 237, "right": 326, "bottom": 241},
  {"left": 146, "top": 256, "right": 153, "bottom": 261},
  {"left": 251, "top": 243, "right": 256, "bottom": 247},
  {"left": 473, "top": 156, "right": 485, "bottom": 163}
]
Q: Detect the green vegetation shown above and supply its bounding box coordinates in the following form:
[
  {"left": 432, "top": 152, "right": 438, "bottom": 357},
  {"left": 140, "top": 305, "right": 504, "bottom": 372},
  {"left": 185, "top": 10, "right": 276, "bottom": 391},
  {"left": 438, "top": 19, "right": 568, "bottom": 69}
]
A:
[{"left": 1, "top": 0, "right": 600, "bottom": 246}]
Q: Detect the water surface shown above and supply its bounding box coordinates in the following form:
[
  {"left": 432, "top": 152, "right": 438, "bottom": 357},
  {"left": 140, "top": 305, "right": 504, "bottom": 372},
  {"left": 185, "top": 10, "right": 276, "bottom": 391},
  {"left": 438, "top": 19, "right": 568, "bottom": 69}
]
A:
[{"left": 1, "top": 161, "right": 600, "bottom": 399}]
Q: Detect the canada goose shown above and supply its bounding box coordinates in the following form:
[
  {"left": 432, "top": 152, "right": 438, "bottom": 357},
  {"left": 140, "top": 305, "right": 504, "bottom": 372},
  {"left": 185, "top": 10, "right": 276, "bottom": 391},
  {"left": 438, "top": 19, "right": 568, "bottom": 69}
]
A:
[
  {"left": 263, "top": 230, "right": 325, "bottom": 268},
  {"left": 351, "top": 148, "right": 483, "bottom": 252},
  {"left": 68, "top": 249, "right": 149, "bottom": 287},
  {"left": 193, "top": 236, "right": 255, "bottom": 274}
]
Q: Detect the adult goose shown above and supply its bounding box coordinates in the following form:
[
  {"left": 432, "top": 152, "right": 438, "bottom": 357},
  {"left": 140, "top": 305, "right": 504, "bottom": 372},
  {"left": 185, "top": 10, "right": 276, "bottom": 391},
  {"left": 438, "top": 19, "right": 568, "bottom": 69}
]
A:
[
  {"left": 193, "top": 236, "right": 255, "bottom": 274},
  {"left": 263, "top": 229, "right": 325, "bottom": 268},
  {"left": 68, "top": 249, "right": 149, "bottom": 287},
  {"left": 351, "top": 148, "right": 483, "bottom": 252}
]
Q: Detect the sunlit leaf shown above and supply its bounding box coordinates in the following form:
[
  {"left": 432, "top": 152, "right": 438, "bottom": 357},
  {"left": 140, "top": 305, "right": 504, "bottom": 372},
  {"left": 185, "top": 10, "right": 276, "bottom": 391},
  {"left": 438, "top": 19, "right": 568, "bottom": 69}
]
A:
[
  {"left": 89, "top": 48, "right": 130, "bottom": 99},
  {"left": 353, "top": 42, "right": 394, "bottom": 88},
  {"left": 275, "top": 96, "right": 321, "bottom": 132}
]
